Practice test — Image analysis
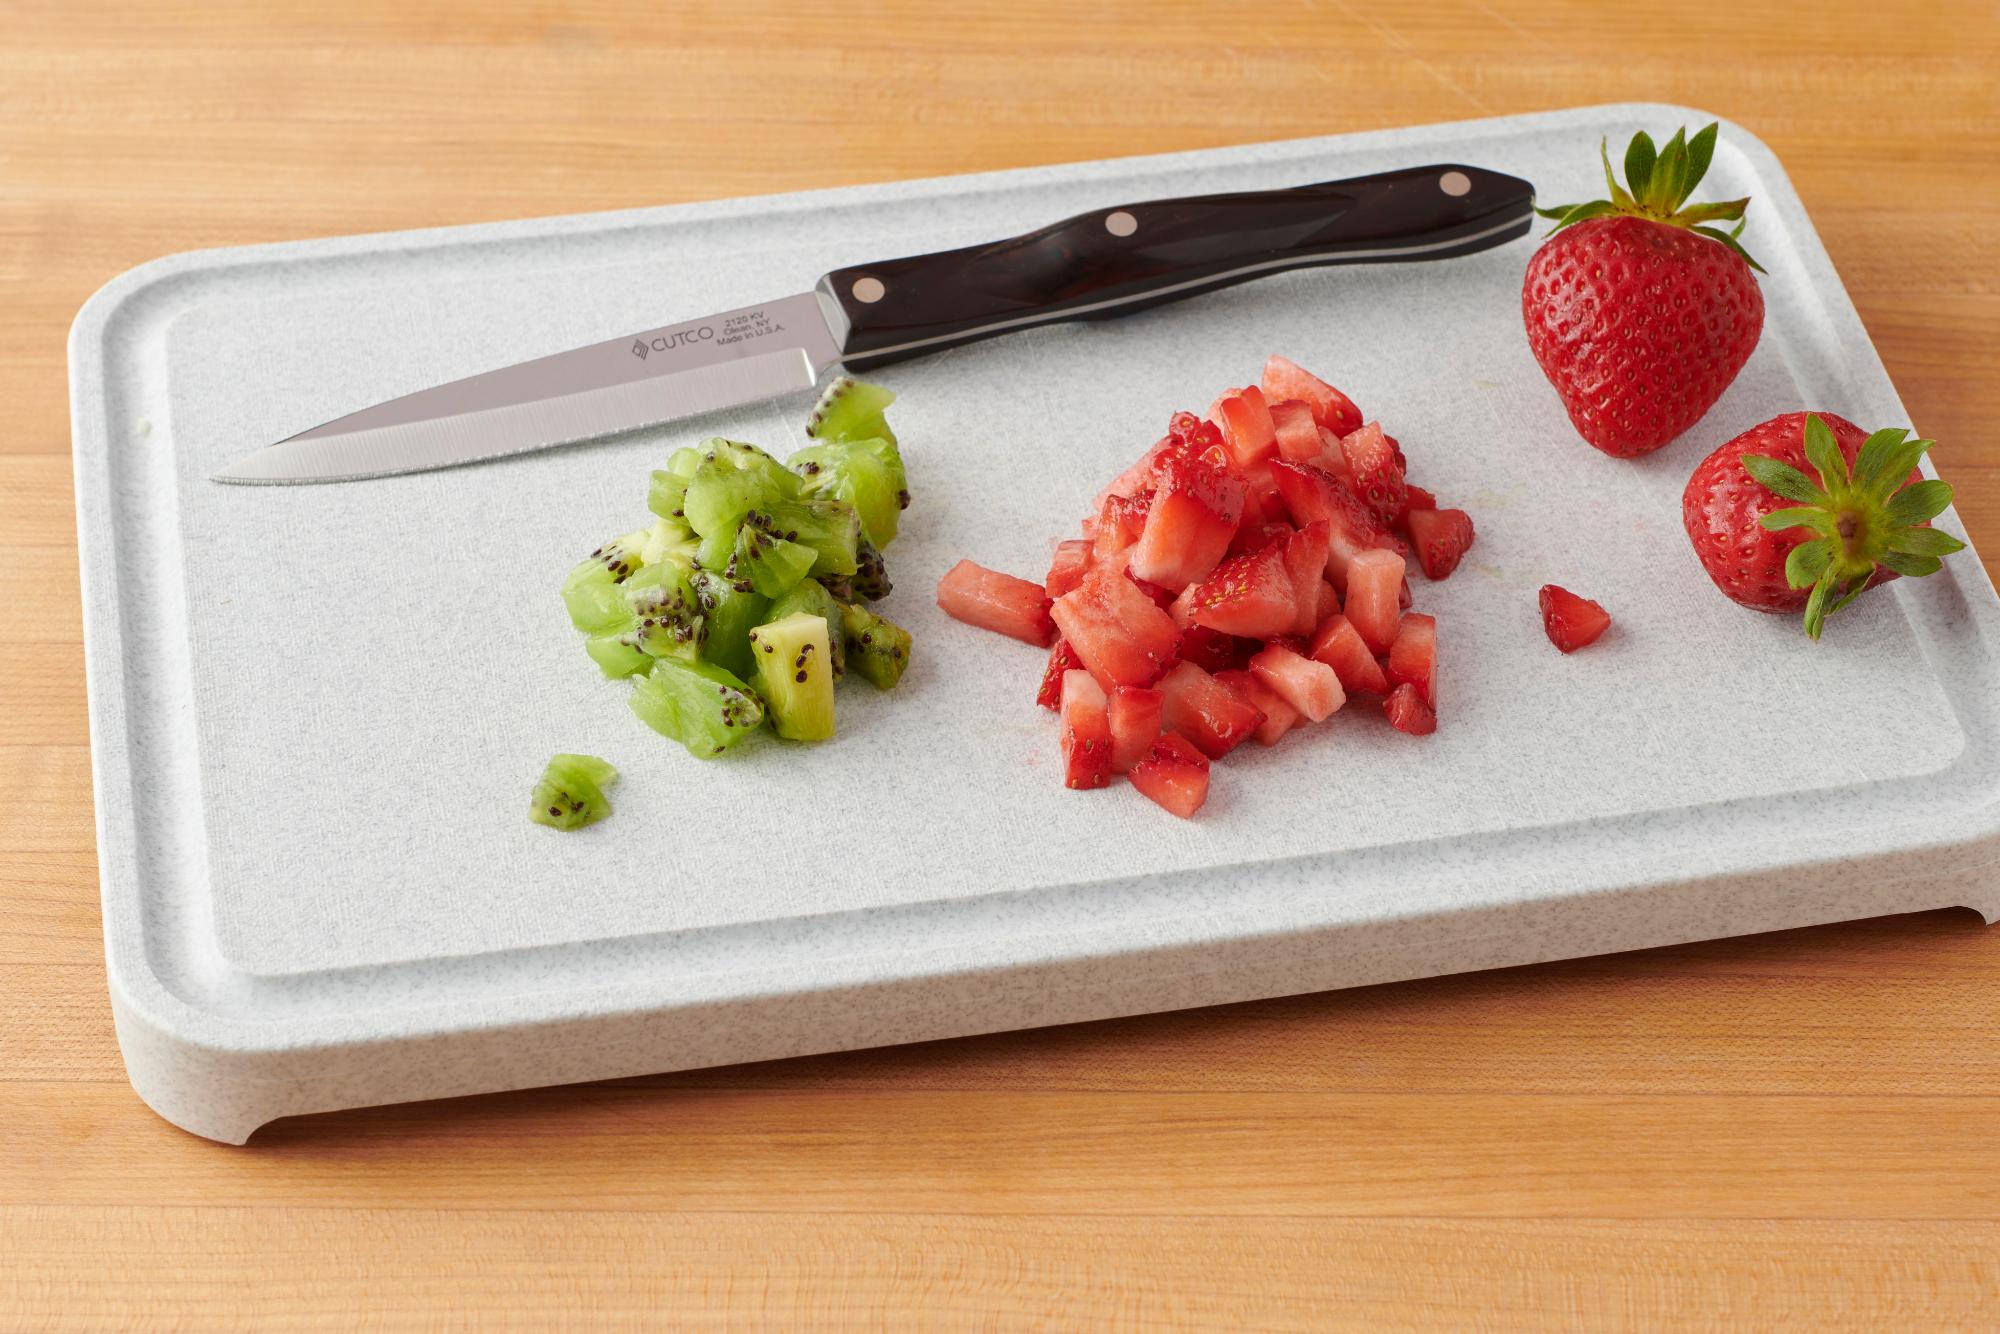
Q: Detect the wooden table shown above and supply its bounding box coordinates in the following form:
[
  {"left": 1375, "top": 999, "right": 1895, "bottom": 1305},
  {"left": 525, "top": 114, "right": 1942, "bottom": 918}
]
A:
[{"left": 6, "top": 1, "right": 1997, "bottom": 1325}]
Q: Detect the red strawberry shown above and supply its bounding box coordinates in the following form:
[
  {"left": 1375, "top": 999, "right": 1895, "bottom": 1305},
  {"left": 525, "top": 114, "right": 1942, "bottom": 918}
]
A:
[
  {"left": 1228, "top": 518, "right": 1296, "bottom": 558},
  {"left": 1406, "top": 507, "right": 1474, "bottom": 580},
  {"left": 1156, "top": 661, "right": 1264, "bottom": 759},
  {"left": 1267, "top": 459, "right": 1398, "bottom": 589},
  {"left": 1393, "top": 484, "right": 1437, "bottom": 537},
  {"left": 1283, "top": 520, "right": 1331, "bottom": 635},
  {"left": 1523, "top": 124, "right": 1766, "bottom": 457},
  {"left": 1128, "top": 449, "right": 1245, "bottom": 589},
  {"left": 1383, "top": 682, "right": 1436, "bottom": 736},
  {"left": 1036, "top": 637, "right": 1083, "bottom": 709},
  {"left": 1217, "top": 667, "right": 1300, "bottom": 746},
  {"left": 1268, "top": 399, "right": 1322, "bottom": 463},
  {"left": 1211, "top": 386, "right": 1278, "bottom": 469},
  {"left": 1681, "top": 411, "right": 1960, "bottom": 638},
  {"left": 1248, "top": 643, "right": 1345, "bottom": 723},
  {"left": 1044, "top": 539, "right": 1091, "bottom": 599},
  {"left": 1262, "top": 355, "right": 1362, "bottom": 436},
  {"left": 1342, "top": 549, "right": 1405, "bottom": 655},
  {"left": 1050, "top": 569, "right": 1181, "bottom": 689},
  {"left": 1107, "top": 685, "right": 1164, "bottom": 774},
  {"left": 1175, "top": 623, "right": 1246, "bottom": 673},
  {"left": 1059, "top": 671, "right": 1114, "bottom": 789},
  {"left": 1309, "top": 614, "right": 1390, "bottom": 696},
  {"left": 937, "top": 560, "right": 1055, "bottom": 646},
  {"left": 1094, "top": 489, "right": 1153, "bottom": 561},
  {"left": 1183, "top": 540, "right": 1297, "bottom": 640},
  {"left": 1338, "top": 422, "right": 1406, "bottom": 525},
  {"left": 1314, "top": 579, "right": 1339, "bottom": 627},
  {"left": 1539, "top": 585, "right": 1611, "bottom": 653},
  {"left": 1128, "top": 731, "right": 1211, "bottom": 819},
  {"left": 1385, "top": 613, "right": 1436, "bottom": 708}
]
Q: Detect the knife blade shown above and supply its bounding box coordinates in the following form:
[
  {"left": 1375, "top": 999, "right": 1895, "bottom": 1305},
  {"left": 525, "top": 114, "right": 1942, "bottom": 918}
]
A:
[{"left": 213, "top": 163, "right": 1535, "bottom": 485}]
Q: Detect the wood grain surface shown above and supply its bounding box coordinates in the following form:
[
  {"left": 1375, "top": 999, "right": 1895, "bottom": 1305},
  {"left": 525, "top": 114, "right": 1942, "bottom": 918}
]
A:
[{"left": 5, "top": 0, "right": 1998, "bottom": 1326}]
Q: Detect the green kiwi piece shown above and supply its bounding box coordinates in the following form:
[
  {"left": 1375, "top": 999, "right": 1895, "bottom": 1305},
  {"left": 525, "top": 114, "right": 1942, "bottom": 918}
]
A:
[
  {"left": 647, "top": 448, "right": 703, "bottom": 521},
  {"left": 690, "top": 569, "right": 769, "bottom": 680},
  {"left": 640, "top": 516, "right": 699, "bottom": 568},
  {"left": 530, "top": 753, "right": 618, "bottom": 829},
  {"left": 584, "top": 632, "right": 653, "bottom": 679},
  {"left": 629, "top": 658, "right": 765, "bottom": 759},
  {"left": 770, "top": 581, "right": 846, "bottom": 680},
  {"left": 619, "top": 562, "right": 705, "bottom": 661},
  {"left": 806, "top": 377, "right": 897, "bottom": 448},
  {"left": 840, "top": 603, "right": 912, "bottom": 690},
  {"left": 704, "top": 438, "right": 800, "bottom": 496},
  {"left": 849, "top": 539, "right": 892, "bottom": 601},
  {"left": 750, "top": 499, "right": 860, "bottom": 578},
  {"left": 789, "top": 440, "right": 899, "bottom": 548},
  {"left": 730, "top": 523, "right": 817, "bottom": 597},
  {"left": 747, "top": 612, "right": 836, "bottom": 742},
  {"left": 561, "top": 528, "right": 651, "bottom": 631},
  {"left": 684, "top": 463, "right": 779, "bottom": 539}
]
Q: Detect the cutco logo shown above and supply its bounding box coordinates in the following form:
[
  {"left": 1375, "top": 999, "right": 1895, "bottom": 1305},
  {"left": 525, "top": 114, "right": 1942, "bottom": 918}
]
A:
[{"left": 632, "top": 326, "right": 715, "bottom": 359}]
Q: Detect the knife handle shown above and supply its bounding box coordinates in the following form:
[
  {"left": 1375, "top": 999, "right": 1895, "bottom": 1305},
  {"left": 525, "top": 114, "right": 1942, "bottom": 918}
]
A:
[{"left": 815, "top": 164, "right": 1536, "bottom": 371}]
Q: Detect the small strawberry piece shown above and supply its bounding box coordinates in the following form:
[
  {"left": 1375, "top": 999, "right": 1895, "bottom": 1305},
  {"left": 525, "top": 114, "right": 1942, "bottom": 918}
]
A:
[
  {"left": 1339, "top": 422, "right": 1406, "bottom": 526},
  {"left": 1097, "top": 438, "right": 1174, "bottom": 508},
  {"left": 1315, "top": 579, "right": 1339, "bottom": 626},
  {"left": 1036, "top": 637, "right": 1083, "bottom": 710},
  {"left": 1244, "top": 467, "right": 1291, "bottom": 522},
  {"left": 1059, "top": 670, "right": 1113, "bottom": 790},
  {"left": 1184, "top": 540, "right": 1297, "bottom": 640},
  {"left": 1398, "top": 576, "right": 1413, "bottom": 610},
  {"left": 1156, "top": 661, "right": 1265, "bottom": 759},
  {"left": 1384, "top": 682, "right": 1437, "bottom": 736},
  {"left": 1393, "top": 484, "right": 1438, "bottom": 537},
  {"left": 1211, "top": 386, "right": 1278, "bottom": 469},
  {"left": 1343, "top": 549, "right": 1405, "bottom": 654},
  {"left": 1385, "top": 612, "right": 1436, "bottom": 708},
  {"left": 937, "top": 559, "right": 1055, "bottom": 646},
  {"left": 1108, "top": 685, "right": 1164, "bottom": 774},
  {"left": 1167, "top": 583, "right": 1197, "bottom": 630},
  {"left": 1045, "top": 539, "right": 1091, "bottom": 599},
  {"left": 1128, "top": 450, "right": 1245, "bottom": 589},
  {"left": 1309, "top": 614, "right": 1391, "bottom": 696},
  {"left": 1128, "top": 731, "right": 1211, "bottom": 819},
  {"left": 1316, "top": 427, "right": 1355, "bottom": 484},
  {"left": 1261, "top": 355, "right": 1363, "bottom": 436},
  {"left": 1267, "top": 459, "right": 1398, "bottom": 589},
  {"left": 1128, "top": 572, "right": 1178, "bottom": 610},
  {"left": 1217, "top": 668, "right": 1299, "bottom": 746},
  {"left": 1539, "top": 584, "right": 1612, "bottom": 653},
  {"left": 1176, "top": 623, "right": 1245, "bottom": 673},
  {"left": 1094, "top": 489, "right": 1153, "bottom": 561},
  {"left": 1228, "top": 518, "right": 1296, "bottom": 558},
  {"left": 1050, "top": 570, "right": 1182, "bottom": 690},
  {"left": 1269, "top": 399, "right": 1322, "bottom": 463},
  {"left": 1248, "top": 642, "right": 1345, "bottom": 723},
  {"left": 1283, "top": 520, "right": 1331, "bottom": 635},
  {"left": 1406, "top": 507, "right": 1474, "bottom": 580}
]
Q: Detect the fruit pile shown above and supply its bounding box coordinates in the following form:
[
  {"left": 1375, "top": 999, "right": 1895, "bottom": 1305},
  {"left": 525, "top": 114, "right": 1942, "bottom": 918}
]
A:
[
  {"left": 559, "top": 378, "right": 915, "bottom": 761},
  {"left": 937, "top": 356, "right": 1474, "bottom": 819}
]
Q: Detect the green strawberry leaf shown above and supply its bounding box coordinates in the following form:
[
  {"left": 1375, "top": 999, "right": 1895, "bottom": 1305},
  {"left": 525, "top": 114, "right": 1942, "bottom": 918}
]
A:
[
  {"left": 1597, "top": 138, "right": 1636, "bottom": 211},
  {"left": 1803, "top": 415, "right": 1849, "bottom": 490},
  {"left": 1677, "top": 199, "right": 1750, "bottom": 226},
  {"left": 1690, "top": 225, "right": 1766, "bottom": 274},
  {"left": 1801, "top": 571, "right": 1839, "bottom": 640},
  {"left": 1851, "top": 428, "right": 1916, "bottom": 490},
  {"left": 1760, "top": 506, "right": 1837, "bottom": 536},
  {"left": 1879, "top": 550, "right": 1944, "bottom": 577},
  {"left": 1887, "top": 525, "right": 1965, "bottom": 557},
  {"left": 1785, "top": 537, "right": 1835, "bottom": 590},
  {"left": 1623, "top": 131, "right": 1657, "bottom": 200},
  {"left": 1741, "top": 454, "right": 1827, "bottom": 504},
  {"left": 1885, "top": 478, "right": 1954, "bottom": 527},
  {"left": 1684, "top": 123, "right": 1718, "bottom": 195}
]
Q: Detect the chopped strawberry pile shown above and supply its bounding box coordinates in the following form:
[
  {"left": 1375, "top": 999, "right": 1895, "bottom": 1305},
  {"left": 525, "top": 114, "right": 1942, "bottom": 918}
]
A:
[{"left": 936, "top": 356, "right": 1473, "bottom": 819}]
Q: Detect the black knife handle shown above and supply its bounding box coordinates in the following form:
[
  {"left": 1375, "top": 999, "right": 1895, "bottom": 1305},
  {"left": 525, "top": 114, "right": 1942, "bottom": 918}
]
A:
[{"left": 814, "top": 164, "right": 1536, "bottom": 371}]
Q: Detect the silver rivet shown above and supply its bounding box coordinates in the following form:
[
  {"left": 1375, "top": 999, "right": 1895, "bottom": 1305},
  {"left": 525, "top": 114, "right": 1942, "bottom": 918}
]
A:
[
  {"left": 1439, "top": 170, "right": 1472, "bottom": 197},
  {"left": 851, "top": 276, "right": 886, "bottom": 304},
  {"left": 1104, "top": 210, "right": 1138, "bottom": 237}
]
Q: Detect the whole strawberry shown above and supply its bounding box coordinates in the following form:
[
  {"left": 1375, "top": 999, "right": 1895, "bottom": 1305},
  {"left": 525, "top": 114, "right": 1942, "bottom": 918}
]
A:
[
  {"left": 1524, "top": 125, "right": 1765, "bottom": 457},
  {"left": 1682, "top": 411, "right": 1963, "bottom": 639}
]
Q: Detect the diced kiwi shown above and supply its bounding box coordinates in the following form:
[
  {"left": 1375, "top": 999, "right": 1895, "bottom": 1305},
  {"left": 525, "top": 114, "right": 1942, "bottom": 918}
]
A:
[
  {"left": 849, "top": 539, "right": 892, "bottom": 601},
  {"left": 840, "top": 603, "right": 912, "bottom": 690},
  {"left": 770, "top": 581, "right": 846, "bottom": 680},
  {"left": 748, "top": 612, "right": 836, "bottom": 742},
  {"left": 530, "top": 753, "right": 618, "bottom": 829},
  {"left": 561, "top": 528, "right": 651, "bottom": 631},
  {"left": 750, "top": 499, "right": 860, "bottom": 578},
  {"left": 647, "top": 448, "right": 703, "bottom": 522},
  {"left": 730, "top": 523, "right": 817, "bottom": 597},
  {"left": 684, "top": 463, "right": 778, "bottom": 538},
  {"left": 629, "top": 658, "right": 766, "bottom": 759},
  {"left": 789, "top": 439, "right": 899, "bottom": 548},
  {"left": 619, "top": 562, "right": 704, "bottom": 661},
  {"left": 704, "top": 438, "right": 801, "bottom": 497},
  {"left": 806, "top": 377, "right": 898, "bottom": 448},
  {"left": 689, "top": 569, "right": 769, "bottom": 680},
  {"left": 585, "top": 632, "right": 653, "bottom": 679},
  {"left": 640, "top": 517, "right": 699, "bottom": 568}
]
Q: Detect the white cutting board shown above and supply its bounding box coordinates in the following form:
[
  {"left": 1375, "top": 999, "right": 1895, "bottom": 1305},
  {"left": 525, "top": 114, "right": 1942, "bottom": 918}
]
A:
[{"left": 69, "top": 102, "right": 2000, "bottom": 1143}]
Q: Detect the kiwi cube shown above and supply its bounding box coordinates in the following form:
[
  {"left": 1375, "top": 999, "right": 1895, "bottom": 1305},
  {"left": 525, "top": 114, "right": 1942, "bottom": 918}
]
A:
[
  {"left": 840, "top": 603, "right": 912, "bottom": 690},
  {"left": 629, "top": 658, "right": 766, "bottom": 759},
  {"left": 748, "top": 612, "right": 836, "bottom": 742},
  {"left": 531, "top": 753, "right": 618, "bottom": 829},
  {"left": 770, "top": 581, "right": 846, "bottom": 680},
  {"left": 789, "top": 441, "right": 899, "bottom": 548},
  {"left": 690, "top": 569, "right": 769, "bottom": 680},
  {"left": 731, "top": 523, "right": 817, "bottom": 598},
  {"left": 805, "top": 377, "right": 898, "bottom": 448}
]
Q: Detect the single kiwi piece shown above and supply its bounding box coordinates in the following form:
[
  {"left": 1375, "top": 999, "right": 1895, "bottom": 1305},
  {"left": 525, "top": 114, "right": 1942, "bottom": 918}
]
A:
[
  {"left": 647, "top": 447, "right": 704, "bottom": 522},
  {"left": 789, "top": 439, "right": 899, "bottom": 548},
  {"left": 684, "top": 462, "right": 779, "bottom": 539},
  {"left": 770, "top": 581, "right": 846, "bottom": 680},
  {"left": 561, "top": 528, "right": 651, "bottom": 632},
  {"left": 584, "top": 632, "right": 653, "bottom": 679},
  {"left": 619, "top": 561, "right": 705, "bottom": 661},
  {"left": 531, "top": 753, "right": 618, "bottom": 829},
  {"left": 749, "top": 498, "right": 861, "bottom": 578},
  {"left": 640, "top": 516, "right": 700, "bottom": 568},
  {"left": 689, "top": 568, "right": 770, "bottom": 680},
  {"left": 729, "top": 522, "right": 817, "bottom": 598},
  {"left": 629, "top": 658, "right": 765, "bottom": 759},
  {"left": 840, "top": 603, "right": 912, "bottom": 690},
  {"left": 849, "top": 539, "right": 892, "bottom": 601},
  {"left": 747, "top": 612, "right": 836, "bottom": 742},
  {"left": 806, "top": 377, "right": 898, "bottom": 448}
]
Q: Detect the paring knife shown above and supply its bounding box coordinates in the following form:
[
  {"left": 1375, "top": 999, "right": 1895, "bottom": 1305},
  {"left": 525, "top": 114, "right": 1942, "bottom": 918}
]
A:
[{"left": 213, "top": 164, "right": 1536, "bottom": 485}]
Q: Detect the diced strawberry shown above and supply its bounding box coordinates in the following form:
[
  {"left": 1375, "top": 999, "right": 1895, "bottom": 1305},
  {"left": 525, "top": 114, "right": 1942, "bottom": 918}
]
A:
[
  {"left": 1217, "top": 668, "right": 1299, "bottom": 746},
  {"left": 1398, "top": 576, "right": 1413, "bottom": 610},
  {"left": 1127, "top": 572, "right": 1178, "bottom": 610},
  {"left": 1540, "top": 584, "right": 1612, "bottom": 653},
  {"left": 1406, "top": 507, "right": 1474, "bottom": 581},
  {"left": 1243, "top": 465, "right": 1290, "bottom": 522},
  {"left": 1340, "top": 422, "right": 1406, "bottom": 526},
  {"left": 1399, "top": 484, "right": 1437, "bottom": 522},
  {"left": 1167, "top": 583, "right": 1197, "bottom": 630},
  {"left": 1384, "top": 682, "right": 1436, "bottom": 736},
  {"left": 1268, "top": 399, "right": 1322, "bottom": 463},
  {"left": 1315, "top": 579, "right": 1339, "bottom": 625},
  {"left": 1316, "top": 427, "right": 1355, "bottom": 484},
  {"left": 1156, "top": 661, "right": 1264, "bottom": 760},
  {"left": 1128, "top": 450, "right": 1244, "bottom": 589},
  {"left": 1184, "top": 540, "right": 1297, "bottom": 640},
  {"left": 937, "top": 559, "right": 1055, "bottom": 647},
  {"left": 1267, "top": 459, "right": 1398, "bottom": 590},
  {"left": 1248, "top": 643, "right": 1345, "bottom": 723},
  {"left": 1309, "top": 614, "right": 1391, "bottom": 696},
  {"left": 1097, "top": 438, "right": 1173, "bottom": 508},
  {"left": 1036, "top": 637, "right": 1083, "bottom": 710},
  {"left": 1343, "top": 549, "right": 1404, "bottom": 654},
  {"left": 1108, "top": 685, "right": 1164, "bottom": 774},
  {"left": 1176, "top": 623, "right": 1245, "bottom": 673},
  {"left": 1228, "top": 518, "right": 1295, "bottom": 558},
  {"left": 1262, "top": 355, "right": 1362, "bottom": 436},
  {"left": 1128, "top": 731, "right": 1211, "bottom": 819},
  {"left": 1385, "top": 612, "right": 1436, "bottom": 708},
  {"left": 1283, "top": 520, "right": 1331, "bottom": 636},
  {"left": 1211, "top": 386, "right": 1278, "bottom": 469},
  {"left": 1045, "top": 539, "right": 1091, "bottom": 599},
  {"left": 1060, "top": 671, "right": 1113, "bottom": 789},
  {"left": 1094, "top": 489, "right": 1153, "bottom": 562},
  {"left": 1049, "top": 569, "right": 1181, "bottom": 690}
]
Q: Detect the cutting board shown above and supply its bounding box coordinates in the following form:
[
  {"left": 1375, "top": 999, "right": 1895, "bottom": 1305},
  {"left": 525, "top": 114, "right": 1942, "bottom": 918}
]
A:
[{"left": 68, "top": 101, "right": 2000, "bottom": 1143}]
